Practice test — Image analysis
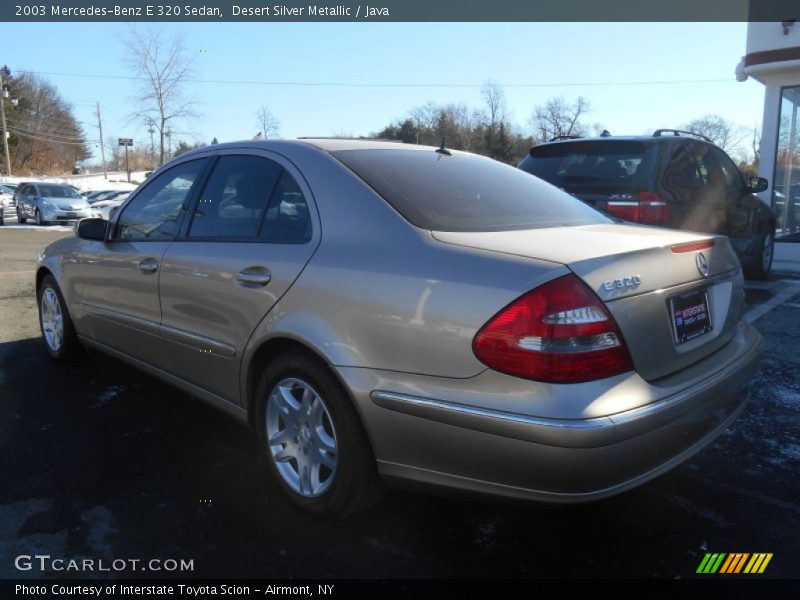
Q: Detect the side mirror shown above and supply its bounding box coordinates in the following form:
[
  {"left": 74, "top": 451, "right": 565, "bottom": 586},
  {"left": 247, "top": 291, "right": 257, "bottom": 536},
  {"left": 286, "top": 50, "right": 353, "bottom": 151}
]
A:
[
  {"left": 747, "top": 176, "right": 768, "bottom": 193},
  {"left": 76, "top": 218, "right": 108, "bottom": 241},
  {"left": 109, "top": 206, "right": 120, "bottom": 219}
]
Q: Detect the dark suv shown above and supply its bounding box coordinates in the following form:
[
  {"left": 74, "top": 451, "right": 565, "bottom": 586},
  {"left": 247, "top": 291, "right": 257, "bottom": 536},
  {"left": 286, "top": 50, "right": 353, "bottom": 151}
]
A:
[{"left": 518, "top": 130, "right": 776, "bottom": 279}]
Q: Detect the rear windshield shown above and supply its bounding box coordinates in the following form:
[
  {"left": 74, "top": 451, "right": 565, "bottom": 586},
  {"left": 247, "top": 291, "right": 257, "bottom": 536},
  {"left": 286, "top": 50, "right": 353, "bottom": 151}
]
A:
[
  {"left": 36, "top": 184, "right": 81, "bottom": 199},
  {"left": 519, "top": 141, "right": 654, "bottom": 190},
  {"left": 333, "top": 149, "right": 609, "bottom": 232}
]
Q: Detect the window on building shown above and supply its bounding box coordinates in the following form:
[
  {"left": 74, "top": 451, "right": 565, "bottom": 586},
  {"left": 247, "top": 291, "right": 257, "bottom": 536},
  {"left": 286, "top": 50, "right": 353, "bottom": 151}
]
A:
[{"left": 774, "top": 86, "right": 800, "bottom": 239}]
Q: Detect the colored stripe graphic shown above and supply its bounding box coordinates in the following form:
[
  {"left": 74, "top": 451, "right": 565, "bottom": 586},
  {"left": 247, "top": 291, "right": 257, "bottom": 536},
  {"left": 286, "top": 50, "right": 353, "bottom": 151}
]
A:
[
  {"left": 699, "top": 552, "right": 773, "bottom": 574},
  {"left": 697, "top": 553, "right": 727, "bottom": 573},
  {"left": 719, "top": 553, "right": 749, "bottom": 573},
  {"left": 744, "top": 553, "right": 774, "bottom": 574}
]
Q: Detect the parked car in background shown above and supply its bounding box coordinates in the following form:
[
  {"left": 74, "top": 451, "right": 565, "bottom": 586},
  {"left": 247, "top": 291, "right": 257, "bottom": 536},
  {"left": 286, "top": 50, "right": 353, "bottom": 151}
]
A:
[
  {"left": 87, "top": 190, "right": 131, "bottom": 204},
  {"left": 91, "top": 193, "right": 130, "bottom": 220},
  {"left": 16, "top": 182, "right": 93, "bottom": 225},
  {"left": 1, "top": 184, "right": 16, "bottom": 207},
  {"left": 518, "top": 130, "right": 776, "bottom": 279},
  {"left": 83, "top": 189, "right": 117, "bottom": 201},
  {"left": 36, "top": 139, "right": 762, "bottom": 517}
]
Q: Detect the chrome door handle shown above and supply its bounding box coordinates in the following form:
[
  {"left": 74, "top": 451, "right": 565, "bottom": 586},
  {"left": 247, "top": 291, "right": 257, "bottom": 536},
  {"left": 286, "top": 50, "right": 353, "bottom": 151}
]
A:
[
  {"left": 138, "top": 259, "right": 159, "bottom": 273},
  {"left": 236, "top": 270, "right": 271, "bottom": 286}
]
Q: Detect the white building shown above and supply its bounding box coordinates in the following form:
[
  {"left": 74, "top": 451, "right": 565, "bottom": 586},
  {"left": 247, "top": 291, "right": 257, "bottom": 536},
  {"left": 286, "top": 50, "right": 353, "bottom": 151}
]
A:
[{"left": 737, "top": 20, "right": 800, "bottom": 240}]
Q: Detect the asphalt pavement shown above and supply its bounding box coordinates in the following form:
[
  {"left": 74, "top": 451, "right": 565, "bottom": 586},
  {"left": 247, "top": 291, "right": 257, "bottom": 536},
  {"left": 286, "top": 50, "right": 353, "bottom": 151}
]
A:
[{"left": 0, "top": 217, "right": 798, "bottom": 579}]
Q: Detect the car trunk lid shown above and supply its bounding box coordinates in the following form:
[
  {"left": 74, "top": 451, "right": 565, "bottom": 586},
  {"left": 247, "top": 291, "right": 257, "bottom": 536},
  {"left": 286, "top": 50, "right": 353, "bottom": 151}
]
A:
[{"left": 432, "top": 224, "right": 744, "bottom": 381}]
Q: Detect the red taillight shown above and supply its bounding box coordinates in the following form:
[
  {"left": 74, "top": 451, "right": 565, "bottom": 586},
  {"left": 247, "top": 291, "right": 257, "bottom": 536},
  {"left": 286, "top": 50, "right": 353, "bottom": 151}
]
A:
[
  {"left": 472, "top": 274, "right": 633, "bottom": 383},
  {"left": 606, "top": 190, "right": 668, "bottom": 225},
  {"left": 637, "top": 190, "right": 668, "bottom": 224}
]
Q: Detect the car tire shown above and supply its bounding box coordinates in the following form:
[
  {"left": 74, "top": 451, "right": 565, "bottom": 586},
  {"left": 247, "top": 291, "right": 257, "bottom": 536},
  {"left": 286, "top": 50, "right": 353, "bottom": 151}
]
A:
[
  {"left": 746, "top": 231, "right": 774, "bottom": 280},
  {"left": 37, "top": 275, "right": 83, "bottom": 362},
  {"left": 35, "top": 209, "right": 46, "bottom": 226},
  {"left": 255, "top": 349, "right": 385, "bottom": 518},
  {"left": 17, "top": 207, "right": 26, "bottom": 224}
]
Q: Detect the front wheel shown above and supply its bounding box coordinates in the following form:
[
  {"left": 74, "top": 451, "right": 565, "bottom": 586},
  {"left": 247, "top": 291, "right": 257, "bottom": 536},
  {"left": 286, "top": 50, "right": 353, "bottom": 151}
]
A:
[
  {"left": 255, "top": 350, "right": 385, "bottom": 518},
  {"left": 746, "top": 231, "right": 774, "bottom": 280},
  {"left": 38, "top": 275, "right": 83, "bottom": 361},
  {"left": 35, "top": 209, "right": 47, "bottom": 226},
  {"left": 17, "top": 207, "right": 26, "bottom": 224}
]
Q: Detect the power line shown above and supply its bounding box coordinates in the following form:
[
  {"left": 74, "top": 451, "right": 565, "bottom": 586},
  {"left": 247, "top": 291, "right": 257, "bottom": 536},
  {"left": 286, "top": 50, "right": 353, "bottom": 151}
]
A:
[
  {"left": 6, "top": 120, "right": 86, "bottom": 141},
  {"left": 7, "top": 127, "right": 88, "bottom": 147},
  {"left": 11, "top": 69, "right": 736, "bottom": 89}
]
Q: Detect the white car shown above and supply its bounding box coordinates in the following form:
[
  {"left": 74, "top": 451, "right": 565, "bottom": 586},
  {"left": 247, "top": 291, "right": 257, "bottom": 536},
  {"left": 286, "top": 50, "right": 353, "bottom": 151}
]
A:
[
  {"left": 91, "top": 194, "right": 130, "bottom": 220},
  {"left": 0, "top": 185, "right": 15, "bottom": 207}
]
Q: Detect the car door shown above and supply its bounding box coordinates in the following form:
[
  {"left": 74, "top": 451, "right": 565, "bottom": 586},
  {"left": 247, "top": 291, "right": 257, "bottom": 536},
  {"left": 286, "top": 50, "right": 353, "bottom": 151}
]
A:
[
  {"left": 64, "top": 157, "right": 211, "bottom": 369},
  {"left": 158, "top": 150, "right": 319, "bottom": 404},
  {"left": 19, "top": 184, "right": 33, "bottom": 217}
]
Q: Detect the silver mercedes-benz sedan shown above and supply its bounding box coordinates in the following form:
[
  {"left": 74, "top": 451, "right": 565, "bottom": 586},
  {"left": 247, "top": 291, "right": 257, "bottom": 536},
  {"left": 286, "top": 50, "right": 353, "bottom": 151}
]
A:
[{"left": 36, "top": 139, "right": 762, "bottom": 517}]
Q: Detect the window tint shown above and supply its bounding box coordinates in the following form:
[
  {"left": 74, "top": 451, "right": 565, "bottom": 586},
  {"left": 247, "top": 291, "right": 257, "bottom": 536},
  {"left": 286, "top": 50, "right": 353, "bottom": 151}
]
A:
[
  {"left": 334, "top": 149, "right": 608, "bottom": 232},
  {"left": 114, "top": 159, "right": 207, "bottom": 240},
  {"left": 189, "top": 155, "right": 281, "bottom": 238},
  {"left": 36, "top": 184, "right": 81, "bottom": 199},
  {"left": 260, "top": 170, "right": 312, "bottom": 243},
  {"left": 663, "top": 143, "right": 705, "bottom": 196},
  {"left": 520, "top": 141, "right": 654, "bottom": 191},
  {"left": 707, "top": 147, "right": 744, "bottom": 196}
]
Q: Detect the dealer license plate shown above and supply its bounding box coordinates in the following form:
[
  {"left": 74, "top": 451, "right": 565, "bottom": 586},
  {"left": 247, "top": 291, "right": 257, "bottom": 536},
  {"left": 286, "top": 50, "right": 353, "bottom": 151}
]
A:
[{"left": 670, "top": 288, "right": 712, "bottom": 344}]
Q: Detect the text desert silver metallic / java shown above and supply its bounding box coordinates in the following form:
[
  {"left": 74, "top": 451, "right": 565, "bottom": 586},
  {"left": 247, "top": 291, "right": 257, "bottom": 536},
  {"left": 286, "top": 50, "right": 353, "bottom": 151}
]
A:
[{"left": 35, "top": 139, "right": 762, "bottom": 517}]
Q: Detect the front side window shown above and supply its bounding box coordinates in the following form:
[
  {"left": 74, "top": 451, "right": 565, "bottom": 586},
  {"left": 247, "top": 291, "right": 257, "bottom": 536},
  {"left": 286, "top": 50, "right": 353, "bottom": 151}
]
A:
[{"left": 114, "top": 159, "right": 207, "bottom": 240}]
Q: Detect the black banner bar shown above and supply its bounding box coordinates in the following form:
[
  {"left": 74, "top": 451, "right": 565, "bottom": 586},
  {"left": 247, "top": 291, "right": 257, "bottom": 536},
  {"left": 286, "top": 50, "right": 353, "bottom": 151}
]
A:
[
  {"left": 2, "top": 0, "right": 800, "bottom": 22},
  {"left": 4, "top": 578, "right": 800, "bottom": 598}
]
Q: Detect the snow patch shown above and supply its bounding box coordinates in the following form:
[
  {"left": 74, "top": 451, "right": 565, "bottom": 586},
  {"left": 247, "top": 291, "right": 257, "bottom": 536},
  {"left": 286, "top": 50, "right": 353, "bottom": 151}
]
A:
[{"left": 91, "top": 385, "right": 124, "bottom": 407}]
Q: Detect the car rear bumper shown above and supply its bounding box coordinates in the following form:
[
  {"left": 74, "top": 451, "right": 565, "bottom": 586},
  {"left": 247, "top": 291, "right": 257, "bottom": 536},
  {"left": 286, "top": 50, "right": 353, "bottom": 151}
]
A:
[{"left": 340, "top": 320, "right": 762, "bottom": 502}]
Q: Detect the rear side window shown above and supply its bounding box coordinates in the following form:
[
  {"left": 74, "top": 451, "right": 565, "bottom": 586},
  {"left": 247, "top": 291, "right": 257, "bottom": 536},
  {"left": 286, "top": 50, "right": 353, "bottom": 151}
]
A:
[
  {"left": 519, "top": 141, "right": 654, "bottom": 190},
  {"left": 188, "top": 155, "right": 312, "bottom": 243},
  {"left": 189, "top": 155, "right": 281, "bottom": 238},
  {"left": 333, "top": 149, "right": 608, "bottom": 232}
]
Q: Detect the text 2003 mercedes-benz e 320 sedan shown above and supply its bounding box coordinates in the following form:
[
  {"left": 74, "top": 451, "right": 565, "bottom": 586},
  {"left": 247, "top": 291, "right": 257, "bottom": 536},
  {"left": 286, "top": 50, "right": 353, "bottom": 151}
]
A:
[{"left": 36, "top": 139, "right": 762, "bottom": 517}]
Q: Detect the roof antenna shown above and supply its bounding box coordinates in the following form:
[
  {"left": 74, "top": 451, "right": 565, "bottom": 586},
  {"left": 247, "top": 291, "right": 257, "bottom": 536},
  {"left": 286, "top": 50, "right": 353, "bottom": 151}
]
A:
[{"left": 436, "top": 137, "right": 452, "bottom": 156}]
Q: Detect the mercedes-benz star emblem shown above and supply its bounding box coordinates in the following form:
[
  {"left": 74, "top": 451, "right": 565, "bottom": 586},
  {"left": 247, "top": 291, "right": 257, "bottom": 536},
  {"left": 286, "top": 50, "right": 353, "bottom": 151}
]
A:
[{"left": 696, "top": 252, "right": 709, "bottom": 277}]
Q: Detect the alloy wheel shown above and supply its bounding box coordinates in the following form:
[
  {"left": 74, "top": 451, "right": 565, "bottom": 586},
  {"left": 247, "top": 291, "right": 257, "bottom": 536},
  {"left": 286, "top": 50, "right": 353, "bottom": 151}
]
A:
[
  {"left": 41, "top": 287, "right": 64, "bottom": 352},
  {"left": 265, "top": 377, "right": 338, "bottom": 497}
]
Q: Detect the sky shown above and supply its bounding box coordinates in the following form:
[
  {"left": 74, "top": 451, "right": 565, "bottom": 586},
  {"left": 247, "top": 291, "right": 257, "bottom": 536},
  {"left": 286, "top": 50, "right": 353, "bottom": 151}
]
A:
[{"left": 1, "top": 22, "right": 766, "bottom": 163}]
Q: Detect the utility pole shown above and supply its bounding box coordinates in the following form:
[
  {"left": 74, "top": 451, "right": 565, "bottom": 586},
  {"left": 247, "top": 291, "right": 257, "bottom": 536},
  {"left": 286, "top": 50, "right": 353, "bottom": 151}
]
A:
[
  {"left": 0, "top": 76, "right": 12, "bottom": 176},
  {"left": 95, "top": 101, "right": 107, "bottom": 180},
  {"left": 165, "top": 128, "right": 172, "bottom": 162},
  {"left": 146, "top": 118, "right": 155, "bottom": 168}
]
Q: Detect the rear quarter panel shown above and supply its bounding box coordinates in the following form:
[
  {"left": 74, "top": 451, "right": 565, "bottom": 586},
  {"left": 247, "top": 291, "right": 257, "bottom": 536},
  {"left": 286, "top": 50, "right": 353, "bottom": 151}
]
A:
[{"left": 240, "top": 145, "right": 567, "bottom": 382}]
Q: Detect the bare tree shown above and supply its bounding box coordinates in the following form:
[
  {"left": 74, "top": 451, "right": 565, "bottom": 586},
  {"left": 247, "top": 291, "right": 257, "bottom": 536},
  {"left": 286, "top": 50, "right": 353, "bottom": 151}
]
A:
[
  {"left": 681, "top": 114, "right": 746, "bottom": 155},
  {"left": 530, "top": 96, "right": 591, "bottom": 143},
  {"left": 480, "top": 80, "right": 506, "bottom": 132},
  {"left": 255, "top": 106, "right": 281, "bottom": 139},
  {"left": 751, "top": 124, "right": 761, "bottom": 166},
  {"left": 123, "top": 27, "right": 198, "bottom": 166}
]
